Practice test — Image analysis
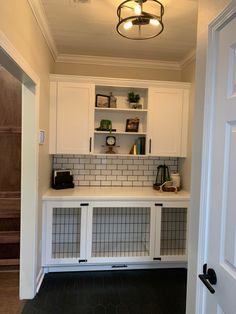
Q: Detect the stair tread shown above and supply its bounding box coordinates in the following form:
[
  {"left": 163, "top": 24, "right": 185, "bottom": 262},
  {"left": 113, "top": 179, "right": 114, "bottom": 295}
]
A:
[
  {"left": 0, "top": 209, "right": 20, "bottom": 218},
  {"left": 0, "top": 231, "right": 20, "bottom": 243},
  {"left": 0, "top": 258, "right": 19, "bottom": 266}
]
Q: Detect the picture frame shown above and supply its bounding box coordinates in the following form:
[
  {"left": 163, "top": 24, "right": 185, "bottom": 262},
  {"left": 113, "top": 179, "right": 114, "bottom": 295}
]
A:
[
  {"left": 125, "top": 118, "right": 140, "bottom": 132},
  {"left": 96, "top": 94, "right": 110, "bottom": 108}
]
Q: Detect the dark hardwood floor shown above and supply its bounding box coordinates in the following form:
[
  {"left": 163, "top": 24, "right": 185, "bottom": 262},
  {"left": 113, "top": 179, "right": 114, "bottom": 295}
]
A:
[
  {"left": 0, "top": 271, "right": 24, "bottom": 314},
  {"left": 22, "top": 268, "right": 187, "bottom": 314}
]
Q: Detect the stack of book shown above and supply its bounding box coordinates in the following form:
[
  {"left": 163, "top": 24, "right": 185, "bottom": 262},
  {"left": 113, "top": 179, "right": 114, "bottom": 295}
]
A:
[{"left": 129, "top": 137, "right": 146, "bottom": 155}]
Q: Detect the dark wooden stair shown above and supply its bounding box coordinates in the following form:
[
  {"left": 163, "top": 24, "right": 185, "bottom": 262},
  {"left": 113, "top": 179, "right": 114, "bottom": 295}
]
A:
[{"left": 0, "top": 67, "right": 21, "bottom": 269}]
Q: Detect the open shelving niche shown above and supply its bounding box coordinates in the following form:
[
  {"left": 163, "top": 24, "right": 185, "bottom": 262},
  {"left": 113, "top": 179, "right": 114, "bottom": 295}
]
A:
[{"left": 94, "top": 85, "right": 148, "bottom": 155}]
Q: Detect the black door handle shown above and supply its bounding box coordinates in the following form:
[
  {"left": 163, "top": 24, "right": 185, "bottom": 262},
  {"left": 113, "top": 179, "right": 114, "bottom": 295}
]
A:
[{"left": 198, "top": 263, "right": 217, "bottom": 294}]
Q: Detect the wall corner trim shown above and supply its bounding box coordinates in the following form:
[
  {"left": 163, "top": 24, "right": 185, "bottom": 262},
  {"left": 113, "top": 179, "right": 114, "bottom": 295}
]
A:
[
  {"left": 27, "top": 0, "right": 58, "bottom": 60},
  {"left": 180, "top": 49, "right": 196, "bottom": 69}
]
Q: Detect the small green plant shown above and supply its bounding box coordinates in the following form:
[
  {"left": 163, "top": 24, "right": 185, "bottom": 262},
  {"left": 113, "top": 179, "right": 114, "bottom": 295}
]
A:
[{"left": 128, "top": 92, "right": 140, "bottom": 103}]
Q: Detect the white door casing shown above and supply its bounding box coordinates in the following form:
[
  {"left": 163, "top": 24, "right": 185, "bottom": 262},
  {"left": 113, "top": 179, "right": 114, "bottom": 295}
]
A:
[
  {"left": 0, "top": 31, "right": 40, "bottom": 298},
  {"left": 197, "top": 3, "right": 236, "bottom": 313}
]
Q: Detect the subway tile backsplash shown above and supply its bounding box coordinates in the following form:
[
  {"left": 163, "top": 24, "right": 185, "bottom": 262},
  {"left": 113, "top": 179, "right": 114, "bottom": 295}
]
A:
[{"left": 53, "top": 155, "right": 178, "bottom": 187}]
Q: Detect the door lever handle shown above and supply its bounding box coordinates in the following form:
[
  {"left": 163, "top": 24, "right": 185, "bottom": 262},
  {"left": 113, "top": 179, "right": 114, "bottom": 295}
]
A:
[{"left": 198, "top": 263, "right": 217, "bottom": 294}]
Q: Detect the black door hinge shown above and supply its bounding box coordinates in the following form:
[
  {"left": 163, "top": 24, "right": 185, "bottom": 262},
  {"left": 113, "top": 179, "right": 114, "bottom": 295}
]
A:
[{"left": 78, "top": 259, "right": 88, "bottom": 263}]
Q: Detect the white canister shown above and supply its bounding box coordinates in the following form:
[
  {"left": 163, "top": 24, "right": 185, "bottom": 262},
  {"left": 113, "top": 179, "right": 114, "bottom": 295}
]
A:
[{"left": 171, "top": 173, "right": 180, "bottom": 189}]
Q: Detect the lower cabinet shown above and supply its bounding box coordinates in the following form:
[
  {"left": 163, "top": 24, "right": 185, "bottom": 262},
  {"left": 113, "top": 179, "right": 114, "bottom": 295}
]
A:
[
  {"left": 86, "top": 201, "right": 156, "bottom": 264},
  {"left": 42, "top": 200, "right": 188, "bottom": 268}
]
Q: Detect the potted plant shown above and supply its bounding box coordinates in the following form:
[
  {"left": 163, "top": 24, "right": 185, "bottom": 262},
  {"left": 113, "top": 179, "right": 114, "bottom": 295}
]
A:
[{"left": 128, "top": 92, "right": 140, "bottom": 109}]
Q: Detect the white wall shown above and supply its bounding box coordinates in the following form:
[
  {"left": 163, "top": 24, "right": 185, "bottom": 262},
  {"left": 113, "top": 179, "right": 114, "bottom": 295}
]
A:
[{"left": 186, "top": 1, "right": 232, "bottom": 313}]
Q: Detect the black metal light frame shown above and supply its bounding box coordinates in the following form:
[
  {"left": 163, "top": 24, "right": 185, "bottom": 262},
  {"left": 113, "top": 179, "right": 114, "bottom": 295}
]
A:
[{"left": 116, "top": 0, "right": 164, "bottom": 40}]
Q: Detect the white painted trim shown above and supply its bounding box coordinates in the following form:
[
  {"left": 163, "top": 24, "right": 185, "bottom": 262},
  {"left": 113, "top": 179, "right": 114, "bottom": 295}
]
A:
[
  {"left": 50, "top": 74, "right": 191, "bottom": 89},
  {"left": 0, "top": 30, "right": 40, "bottom": 299},
  {"left": 180, "top": 49, "right": 196, "bottom": 69},
  {"left": 36, "top": 268, "right": 45, "bottom": 293},
  {"left": 196, "top": 2, "right": 236, "bottom": 314},
  {"left": 43, "top": 262, "right": 187, "bottom": 273},
  {"left": 56, "top": 53, "right": 181, "bottom": 70},
  {"left": 0, "top": 32, "right": 39, "bottom": 84},
  {"left": 27, "top": 0, "right": 57, "bottom": 60}
]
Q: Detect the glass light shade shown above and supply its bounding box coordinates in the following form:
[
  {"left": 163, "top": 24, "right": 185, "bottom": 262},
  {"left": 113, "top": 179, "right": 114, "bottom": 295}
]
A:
[
  {"left": 134, "top": 3, "right": 142, "bottom": 15},
  {"left": 124, "top": 21, "right": 133, "bottom": 29},
  {"left": 150, "top": 18, "right": 160, "bottom": 26},
  {"left": 117, "top": 0, "right": 164, "bottom": 40}
]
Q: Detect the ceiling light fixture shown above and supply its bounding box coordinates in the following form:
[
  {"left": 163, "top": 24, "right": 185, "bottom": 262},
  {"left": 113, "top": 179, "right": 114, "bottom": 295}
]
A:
[{"left": 117, "top": 0, "right": 164, "bottom": 40}]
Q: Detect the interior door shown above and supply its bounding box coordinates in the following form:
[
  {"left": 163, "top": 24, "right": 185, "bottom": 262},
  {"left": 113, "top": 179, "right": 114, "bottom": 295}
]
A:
[{"left": 198, "top": 7, "right": 236, "bottom": 314}]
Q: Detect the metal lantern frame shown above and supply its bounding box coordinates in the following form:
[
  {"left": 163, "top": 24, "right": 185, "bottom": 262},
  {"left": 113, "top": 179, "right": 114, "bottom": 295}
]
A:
[{"left": 116, "top": 0, "right": 164, "bottom": 40}]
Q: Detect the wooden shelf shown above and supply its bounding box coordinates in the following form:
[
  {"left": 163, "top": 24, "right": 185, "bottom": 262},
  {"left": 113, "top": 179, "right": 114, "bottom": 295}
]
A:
[
  {"left": 95, "top": 107, "right": 147, "bottom": 113},
  {"left": 92, "top": 153, "right": 146, "bottom": 157},
  {"left": 94, "top": 131, "right": 146, "bottom": 135}
]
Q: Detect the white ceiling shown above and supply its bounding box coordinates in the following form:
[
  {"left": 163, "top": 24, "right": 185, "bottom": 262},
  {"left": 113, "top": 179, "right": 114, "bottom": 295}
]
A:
[{"left": 37, "top": 0, "right": 198, "bottom": 63}]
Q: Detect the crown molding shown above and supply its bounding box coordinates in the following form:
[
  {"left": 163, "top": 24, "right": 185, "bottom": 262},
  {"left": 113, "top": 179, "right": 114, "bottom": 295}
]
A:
[
  {"left": 50, "top": 73, "right": 191, "bottom": 89},
  {"left": 56, "top": 54, "right": 181, "bottom": 71},
  {"left": 180, "top": 49, "right": 196, "bottom": 69},
  {"left": 27, "top": 0, "right": 194, "bottom": 70},
  {"left": 27, "top": 0, "right": 58, "bottom": 60}
]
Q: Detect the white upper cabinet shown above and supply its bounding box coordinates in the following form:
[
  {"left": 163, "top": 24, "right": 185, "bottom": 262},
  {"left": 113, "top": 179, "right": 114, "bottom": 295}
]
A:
[
  {"left": 50, "top": 81, "right": 95, "bottom": 154},
  {"left": 147, "top": 87, "right": 189, "bottom": 157},
  {"left": 49, "top": 76, "right": 190, "bottom": 157}
]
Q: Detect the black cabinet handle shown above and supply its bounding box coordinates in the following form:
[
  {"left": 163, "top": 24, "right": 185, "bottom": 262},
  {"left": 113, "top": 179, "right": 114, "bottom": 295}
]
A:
[
  {"left": 112, "top": 264, "right": 128, "bottom": 268},
  {"left": 89, "top": 137, "right": 92, "bottom": 152},
  {"left": 198, "top": 263, "right": 217, "bottom": 294},
  {"left": 149, "top": 139, "right": 152, "bottom": 154}
]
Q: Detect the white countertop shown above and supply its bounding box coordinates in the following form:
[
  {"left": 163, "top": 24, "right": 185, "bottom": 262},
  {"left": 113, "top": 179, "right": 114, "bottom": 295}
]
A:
[{"left": 43, "top": 187, "right": 190, "bottom": 202}]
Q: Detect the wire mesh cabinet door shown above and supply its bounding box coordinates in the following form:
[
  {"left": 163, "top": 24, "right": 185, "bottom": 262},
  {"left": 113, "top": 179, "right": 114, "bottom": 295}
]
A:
[
  {"left": 42, "top": 201, "right": 87, "bottom": 265},
  {"left": 157, "top": 201, "right": 189, "bottom": 262},
  {"left": 86, "top": 201, "right": 156, "bottom": 264}
]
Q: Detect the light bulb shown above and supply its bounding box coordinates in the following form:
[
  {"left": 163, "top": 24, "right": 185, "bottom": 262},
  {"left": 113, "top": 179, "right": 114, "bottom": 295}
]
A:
[
  {"left": 150, "top": 19, "right": 160, "bottom": 26},
  {"left": 123, "top": 21, "right": 133, "bottom": 30},
  {"left": 134, "top": 4, "right": 141, "bottom": 15}
]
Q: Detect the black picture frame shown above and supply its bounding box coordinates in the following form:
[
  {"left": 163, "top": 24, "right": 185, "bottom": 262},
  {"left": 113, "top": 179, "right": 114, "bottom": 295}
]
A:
[
  {"left": 125, "top": 118, "right": 139, "bottom": 132},
  {"left": 96, "top": 94, "right": 110, "bottom": 108}
]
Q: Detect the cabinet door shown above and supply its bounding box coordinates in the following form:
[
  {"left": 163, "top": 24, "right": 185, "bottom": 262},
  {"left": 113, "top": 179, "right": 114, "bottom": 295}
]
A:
[
  {"left": 56, "top": 82, "right": 94, "bottom": 154},
  {"left": 42, "top": 201, "right": 87, "bottom": 265},
  {"left": 86, "top": 201, "right": 156, "bottom": 264},
  {"left": 156, "top": 202, "right": 188, "bottom": 262},
  {"left": 147, "top": 87, "right": 189, "bottom": 157}
]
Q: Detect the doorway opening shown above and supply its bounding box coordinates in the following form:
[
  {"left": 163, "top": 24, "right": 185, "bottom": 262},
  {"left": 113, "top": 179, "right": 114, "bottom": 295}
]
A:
[
  {"left": 0, "top": 44, "right": 39, "bottom": 300},
  {"left": 0, "top": 65, "right": 22, "bottom": 271}
]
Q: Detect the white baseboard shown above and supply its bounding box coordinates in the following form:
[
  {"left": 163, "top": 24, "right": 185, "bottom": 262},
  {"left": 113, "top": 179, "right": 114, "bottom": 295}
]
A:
[{"left": 44, "top": 262, "right": 187, "bottom": 273}]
